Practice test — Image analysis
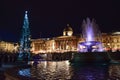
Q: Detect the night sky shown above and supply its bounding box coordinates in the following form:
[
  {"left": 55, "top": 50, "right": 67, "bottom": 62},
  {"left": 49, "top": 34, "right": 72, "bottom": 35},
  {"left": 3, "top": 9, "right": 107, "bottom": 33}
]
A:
[{"left": 0, "top": 0, "right": 120, "bottom": 42}]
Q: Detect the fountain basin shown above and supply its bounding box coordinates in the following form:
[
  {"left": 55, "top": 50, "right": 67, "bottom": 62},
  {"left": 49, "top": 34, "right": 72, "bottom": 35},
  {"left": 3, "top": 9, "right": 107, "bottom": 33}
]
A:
[
  {"left": 79, "top": 41, "right": 102, "bottom": 52},
  {"left": 70, "top": 52, "right": 111, "bottom": 63},
  {"left": 80, "top": 41, "right": 101, "bottom": 46}
]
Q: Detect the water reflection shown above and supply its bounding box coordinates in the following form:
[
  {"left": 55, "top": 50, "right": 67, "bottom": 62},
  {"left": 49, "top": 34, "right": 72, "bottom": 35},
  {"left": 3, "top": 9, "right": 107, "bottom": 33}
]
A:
[
  {"left": 31, "top": 61, "right": 72, "bottom": 80},
  {"left": 109, "top": 64, "right": 120, "bottom": 79},
  {"left": 18, "top": 68, "right": 31, "bottom": 77},
  {"left": 71, "top": 64, "right": 109, "bottom": 80},
  {"left": 18, "top": 61, "right": 120, "bottom": 80}
]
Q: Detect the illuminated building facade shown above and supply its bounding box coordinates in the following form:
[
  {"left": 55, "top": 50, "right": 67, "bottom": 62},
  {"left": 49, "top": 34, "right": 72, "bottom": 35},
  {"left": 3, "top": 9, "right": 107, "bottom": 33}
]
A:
[
  {"left": 1, "top": 25, "right": 118, "bottom": 54},
  {"left": 101, "top": 32, "right": 120, "bottom": 51},
  {"left": 0, "top": 41, "right": 18, "bottom": 53},
  {"left": 31, "top": 24, "right": 120, "bottom": 54}
]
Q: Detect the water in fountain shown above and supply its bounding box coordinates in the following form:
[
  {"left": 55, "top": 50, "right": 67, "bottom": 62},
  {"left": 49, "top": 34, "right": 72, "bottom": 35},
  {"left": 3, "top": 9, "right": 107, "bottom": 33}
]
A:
[{"left": 79, "top": 18, "right": 103, "bottom": 52}]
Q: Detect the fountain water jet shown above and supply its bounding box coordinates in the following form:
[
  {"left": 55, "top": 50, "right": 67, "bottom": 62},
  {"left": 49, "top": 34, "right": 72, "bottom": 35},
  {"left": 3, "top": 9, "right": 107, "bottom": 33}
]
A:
[{"left": 79, "top": 18, "right": 103, "bottom": 52}]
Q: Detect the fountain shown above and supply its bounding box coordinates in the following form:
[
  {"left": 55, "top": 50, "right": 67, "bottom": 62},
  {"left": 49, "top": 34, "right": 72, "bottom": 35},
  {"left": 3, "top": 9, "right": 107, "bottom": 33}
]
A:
[
  {"left": 70, "top": 18, "right": 110, "bottom": 63},
  {"left": 78, "top": 18, "right": 103, "bottom": 52}
]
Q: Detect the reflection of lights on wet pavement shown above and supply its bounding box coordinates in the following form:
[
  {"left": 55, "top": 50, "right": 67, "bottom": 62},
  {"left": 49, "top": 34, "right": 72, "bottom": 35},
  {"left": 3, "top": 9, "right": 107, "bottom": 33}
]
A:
[
  {"left": 109, "top": 65, "right": 120, "bottom": 79},
  {"left": 18, "top": 68, "right": 31, "bottom": 77},
  {"left": 18, "top": 61, "right": 120, "bottom": 80}
]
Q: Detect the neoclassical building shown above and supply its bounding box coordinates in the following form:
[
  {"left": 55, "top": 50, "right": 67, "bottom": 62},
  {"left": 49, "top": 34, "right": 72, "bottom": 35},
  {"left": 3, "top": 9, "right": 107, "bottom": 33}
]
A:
[
  {"left": 0, "top": 41, "right": 18, "bottom": 53},
  {"left": 101, "top": 32, "right": 120, "bottom": 51},
  {"left": 31, "top": 24, "right": 120, "bottom": 54}
]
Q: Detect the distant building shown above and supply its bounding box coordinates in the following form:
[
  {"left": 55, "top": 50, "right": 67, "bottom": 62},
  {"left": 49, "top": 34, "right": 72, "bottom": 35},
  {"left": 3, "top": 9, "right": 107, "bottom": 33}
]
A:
[
  {"left": 1, "top": 25, "right": 120, "bottom": 54},
  {"left": 102, "top": 32, "right": 120, "bottom": 52},
  {"left": 31, "top": 24, "right": 120, "bottom": 54},
  {"left": 0, "top": 41, "right": 18, "bottom": 53}
]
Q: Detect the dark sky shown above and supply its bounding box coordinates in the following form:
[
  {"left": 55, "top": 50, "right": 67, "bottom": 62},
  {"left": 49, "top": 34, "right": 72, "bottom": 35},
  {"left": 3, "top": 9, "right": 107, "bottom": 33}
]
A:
[{"left": 0, "top": 0, "right": 120, "bottom": 42}]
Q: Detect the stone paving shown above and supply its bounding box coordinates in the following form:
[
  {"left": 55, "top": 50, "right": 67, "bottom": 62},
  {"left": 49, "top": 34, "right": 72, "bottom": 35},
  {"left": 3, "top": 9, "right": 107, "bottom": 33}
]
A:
[
  {"left": 0, "top": 62, "right": 31, "bottom": 80},
  {"left": 0, "top": 70, "right": 5, "bottom": 80}
]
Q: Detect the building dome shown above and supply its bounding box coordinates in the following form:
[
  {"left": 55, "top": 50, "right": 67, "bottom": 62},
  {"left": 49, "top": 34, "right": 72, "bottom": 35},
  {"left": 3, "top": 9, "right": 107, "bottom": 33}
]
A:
[
  {"left": 63, "top": 24, "right": 73, "bottom": 36},
  {"left": 63, "top": 24, "right": 73, "bottom": 31},
  {"left": 112, "top": 32, "right": 120, "bottom": 35}
]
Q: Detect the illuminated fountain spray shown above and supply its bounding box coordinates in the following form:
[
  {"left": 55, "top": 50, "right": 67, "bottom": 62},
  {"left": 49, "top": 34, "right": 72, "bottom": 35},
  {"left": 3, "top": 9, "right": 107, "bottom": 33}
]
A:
[
  {"left": 79, "top": 18, "right": 103, "bottom": 52},
  {"left": 18, "top": 11, "right": 31, "bottom": 61}
]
